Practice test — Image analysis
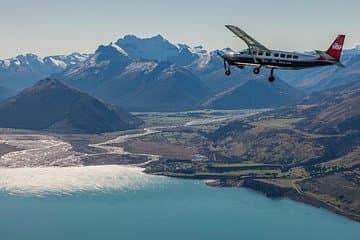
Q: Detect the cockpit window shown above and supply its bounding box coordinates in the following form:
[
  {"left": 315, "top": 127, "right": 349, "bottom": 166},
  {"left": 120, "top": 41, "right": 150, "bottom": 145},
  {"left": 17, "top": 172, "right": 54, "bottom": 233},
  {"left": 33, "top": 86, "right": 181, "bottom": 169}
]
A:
[
  {"left": 252, "top": 51, "right": 257, "bottom": 55},
  {"left": 258, "top": 51, "right": 263, "bottom": 56}
]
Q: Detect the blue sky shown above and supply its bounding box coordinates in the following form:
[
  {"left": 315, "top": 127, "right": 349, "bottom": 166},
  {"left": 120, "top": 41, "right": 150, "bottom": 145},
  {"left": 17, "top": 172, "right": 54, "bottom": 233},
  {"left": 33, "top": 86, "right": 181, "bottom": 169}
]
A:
[{"left": 0, "top": 0, "right": 359, "bottom": 58}]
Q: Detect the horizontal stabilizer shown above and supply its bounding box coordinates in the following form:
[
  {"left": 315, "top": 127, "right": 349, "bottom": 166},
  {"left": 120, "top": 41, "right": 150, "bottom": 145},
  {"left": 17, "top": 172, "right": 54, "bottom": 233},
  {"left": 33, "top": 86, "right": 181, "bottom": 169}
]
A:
[
  {"left": 315, "top": 50, "right": 336, "bottom": 61},
  {"left": 336, "top": 62, "right": 346, "bottom": 68},
  {"left": 315, "top": 50, "right": 345, "bottom": 67}
]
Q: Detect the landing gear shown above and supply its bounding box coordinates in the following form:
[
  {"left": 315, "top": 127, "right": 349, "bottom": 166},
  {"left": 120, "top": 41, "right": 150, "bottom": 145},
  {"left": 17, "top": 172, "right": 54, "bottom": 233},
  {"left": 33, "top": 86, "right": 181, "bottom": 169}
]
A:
[
  {"left": 268, "top": 68, "right": 275, "bottom": 82},
  {"left": 224, "top": 60, "right": 231, "bottom": 76},
  {"left": 253, "top": 67, "right": 261, "bottom": 74}
]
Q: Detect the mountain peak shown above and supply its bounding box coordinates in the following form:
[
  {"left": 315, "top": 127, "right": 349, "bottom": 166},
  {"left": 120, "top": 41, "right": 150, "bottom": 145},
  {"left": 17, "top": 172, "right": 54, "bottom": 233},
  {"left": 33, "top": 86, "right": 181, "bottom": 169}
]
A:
[
  {"left": 33, "top": 78, "right": 65, "bottom": 87},
  {"left": 153, "top": 34, "right": 166, "bottom": 40},
  {"left": 23, "top": 53, "right": 40, "bottom": 59},
  {"left": 122, "top": 34, "right": 166, "bottom": 42},
  {"left": 94, "top": 44, "right": 131, "bottom": 64},
  {"left": 115, "top": 34, "right": 179, "bottom": 62},
  {"left": 122, "top": 34, "right": 139, "bottom": 41},
  {"left": 23, "top": 78, "right": 73, "bottom": 94}
]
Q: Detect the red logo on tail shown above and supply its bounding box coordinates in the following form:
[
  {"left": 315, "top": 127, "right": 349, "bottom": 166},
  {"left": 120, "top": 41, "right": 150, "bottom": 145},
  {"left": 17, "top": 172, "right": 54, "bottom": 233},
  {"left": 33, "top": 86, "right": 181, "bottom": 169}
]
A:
[
  {"left": 326, "top": 35, "right": 345, "bottom": 61},
  {"left": 332, "top": 42, "right": 343, "bottom": 50}
]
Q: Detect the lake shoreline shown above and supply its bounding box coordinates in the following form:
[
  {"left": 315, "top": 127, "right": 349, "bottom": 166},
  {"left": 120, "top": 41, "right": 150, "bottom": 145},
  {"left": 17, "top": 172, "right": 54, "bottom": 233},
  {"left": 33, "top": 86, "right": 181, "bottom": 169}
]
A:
[
  {"left": 208, "top": 178, "right": 360, "bottom": 222},
  {"left": 148, "top": 172, "right": 360, "bottom": 223}
]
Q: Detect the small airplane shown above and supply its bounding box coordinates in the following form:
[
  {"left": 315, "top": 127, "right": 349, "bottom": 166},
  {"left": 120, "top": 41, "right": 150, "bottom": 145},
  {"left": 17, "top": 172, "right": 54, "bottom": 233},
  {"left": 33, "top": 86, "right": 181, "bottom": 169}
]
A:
[{"left": 221, "top": 25, "right": 346, "bottom": 82}]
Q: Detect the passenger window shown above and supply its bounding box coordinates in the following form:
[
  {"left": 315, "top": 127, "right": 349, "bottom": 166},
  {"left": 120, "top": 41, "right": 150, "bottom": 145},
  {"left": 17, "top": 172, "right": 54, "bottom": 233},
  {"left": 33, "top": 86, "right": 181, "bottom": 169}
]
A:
[
  {"left": 293, "top": 55, "right": 299, "bottom": 59},
  {"left": 280, "top": 54, "right": 286, "bottom": 58},
  {"left": 274, "top": 53, "right": 279, "bottom": 57},
  {"left": 287, "top": 55, "right": 292, "bottom": 58},
  {"left": 258, "top": 52, "right": 263, "bottom": 56},
  {"left": 253, "top": 51, "right": 257, "bottom": 55},
  {"left": 266, "top": 52, "right": 271, "bottom": 56}
]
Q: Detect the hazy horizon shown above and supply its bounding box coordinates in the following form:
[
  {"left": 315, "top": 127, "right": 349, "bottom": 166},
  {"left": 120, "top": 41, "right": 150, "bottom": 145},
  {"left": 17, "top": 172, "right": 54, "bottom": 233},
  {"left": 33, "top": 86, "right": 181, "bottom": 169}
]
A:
[{"left": 1, "top": 0, "right": 359, "bottom": 58}]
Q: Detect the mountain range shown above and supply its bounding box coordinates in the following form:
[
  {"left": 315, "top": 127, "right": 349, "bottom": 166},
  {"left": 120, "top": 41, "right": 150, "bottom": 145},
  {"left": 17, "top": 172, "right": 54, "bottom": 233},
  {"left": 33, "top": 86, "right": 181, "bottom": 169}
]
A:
[
  {"left": 53, "top": 35, "right": 303, "bottom": 111},
  {"left": 54, "top": 43, "right": 214, "bottom": 111},
  {"left": 114, "top": 35, "right": 259, "bottom": 92},
  {"left": 0, "top": 78, "right": 141, "bottom": 133},
  {"left": 1, "top": 35, "right": 359, "bottom": 112},
  {"left": 0, "top": 52, "right": 90, "bottom": 91}
]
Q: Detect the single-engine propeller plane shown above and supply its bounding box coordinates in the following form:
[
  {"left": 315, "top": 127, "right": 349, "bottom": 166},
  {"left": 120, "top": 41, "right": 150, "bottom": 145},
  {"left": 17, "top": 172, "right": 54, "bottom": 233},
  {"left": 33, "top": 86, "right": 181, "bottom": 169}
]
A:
[{"left": 221, "top": 25, "right": 345, "bottom": 82}]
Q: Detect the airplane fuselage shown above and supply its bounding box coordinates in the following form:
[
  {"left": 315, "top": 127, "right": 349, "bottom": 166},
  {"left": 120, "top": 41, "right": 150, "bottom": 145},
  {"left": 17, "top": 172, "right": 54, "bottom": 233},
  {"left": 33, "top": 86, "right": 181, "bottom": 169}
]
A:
[{"left": 222, "top": 50, "right": 335, "bottom": 70}]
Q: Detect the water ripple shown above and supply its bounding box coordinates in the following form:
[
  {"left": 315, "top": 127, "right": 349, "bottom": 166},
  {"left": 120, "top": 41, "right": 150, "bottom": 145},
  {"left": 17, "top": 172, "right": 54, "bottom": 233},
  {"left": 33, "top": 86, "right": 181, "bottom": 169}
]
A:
[{"left": 0, "top": 165, "right": 165, "bottom": 196}]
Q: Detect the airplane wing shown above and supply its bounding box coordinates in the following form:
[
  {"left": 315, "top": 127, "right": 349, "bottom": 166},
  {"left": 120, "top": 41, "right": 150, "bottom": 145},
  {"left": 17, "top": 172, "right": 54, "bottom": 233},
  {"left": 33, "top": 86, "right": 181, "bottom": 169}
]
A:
[{"left": 225, "top": 25, "right": 270, "bottom": 52}]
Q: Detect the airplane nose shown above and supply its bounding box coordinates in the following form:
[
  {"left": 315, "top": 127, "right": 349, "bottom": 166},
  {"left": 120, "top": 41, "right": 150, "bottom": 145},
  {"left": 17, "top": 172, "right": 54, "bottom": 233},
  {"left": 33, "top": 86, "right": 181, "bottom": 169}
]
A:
[{"left": 222, "top": 52, "right": 233, "bottom": 60}]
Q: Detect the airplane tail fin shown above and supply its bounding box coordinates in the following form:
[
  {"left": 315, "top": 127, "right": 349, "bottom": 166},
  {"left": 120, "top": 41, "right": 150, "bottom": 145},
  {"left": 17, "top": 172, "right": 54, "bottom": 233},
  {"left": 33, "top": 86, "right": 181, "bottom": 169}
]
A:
[{"left": 326, "top": 35, "right": 345, "bottom": 62}]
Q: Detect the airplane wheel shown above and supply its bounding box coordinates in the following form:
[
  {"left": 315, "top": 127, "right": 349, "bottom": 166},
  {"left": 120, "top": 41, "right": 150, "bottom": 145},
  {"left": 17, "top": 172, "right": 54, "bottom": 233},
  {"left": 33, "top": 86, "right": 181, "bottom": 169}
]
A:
[
  {"left": 268, "top": 76, "right": 275, "bottom": 82},
  {"left": 253, "top": 68, "right": 260, "bottom": 74},
  {"left": 225, "top": 70, "right": 231, "bottom": 76}
]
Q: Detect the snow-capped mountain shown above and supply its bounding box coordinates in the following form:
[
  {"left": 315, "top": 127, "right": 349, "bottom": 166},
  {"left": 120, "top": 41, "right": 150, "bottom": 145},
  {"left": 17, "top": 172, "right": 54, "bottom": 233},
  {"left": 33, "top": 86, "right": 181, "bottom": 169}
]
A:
[
  {"left": 114, "top": 35, "right": 216, "bottom": 70},
  {"left": 115, "top": 34, "right": 179, "bottom": 62},
  {"left": 55, "top": 42, "right": 213, "bottom": 111},
  {"left": 0, "top": 52, "right": 91, "bottom": 90},
  {"left": 60, "top": 44, "right": 131, "bottom": 89},
  {"left": 113, "top": 35, "right": 249, "bottom": 92}
]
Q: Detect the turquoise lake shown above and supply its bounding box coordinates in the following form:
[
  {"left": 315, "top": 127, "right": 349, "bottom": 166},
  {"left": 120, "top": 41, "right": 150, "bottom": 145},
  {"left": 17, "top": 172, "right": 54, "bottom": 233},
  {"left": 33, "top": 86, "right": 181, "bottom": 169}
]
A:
[{"left": 0, "top": 171, "right": 359, "bottom": 240}]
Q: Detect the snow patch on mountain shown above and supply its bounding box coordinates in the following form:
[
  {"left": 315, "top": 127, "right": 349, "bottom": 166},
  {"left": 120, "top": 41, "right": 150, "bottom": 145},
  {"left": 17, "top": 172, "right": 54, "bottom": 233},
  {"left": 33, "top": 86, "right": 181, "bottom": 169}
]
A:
[
  {"left": 160, "top": 64, "right": 181, "bottom": 77},
  {"left": 123, "top": 61, "right": 158, "bottom": 74},
  {"left": 2, "top": 60, "right": 11, "bottom": 68},
  {"left": 0, "top": 53, "right": 90, "bottom": 71},
  {"left": 69, "top": 52, "right": 90, "bottom": 62},
  {"left": 13, "top": 59, "right": 21, "bottom": 66},
  {"left": 110, "top": 42, "right": 129, "bottom": 56},
  {"left": 48, "top": 57, "right": 67, "bottom": 68}
]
